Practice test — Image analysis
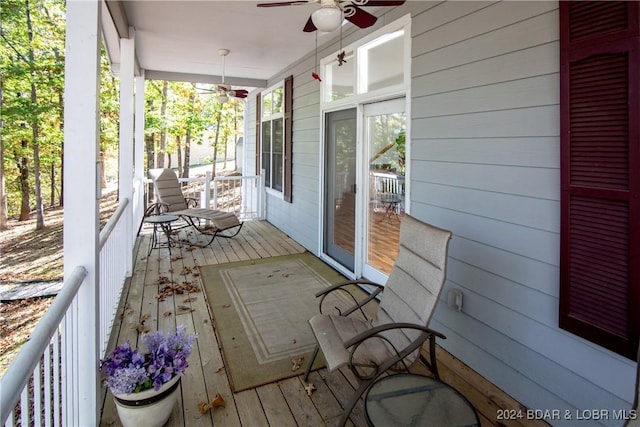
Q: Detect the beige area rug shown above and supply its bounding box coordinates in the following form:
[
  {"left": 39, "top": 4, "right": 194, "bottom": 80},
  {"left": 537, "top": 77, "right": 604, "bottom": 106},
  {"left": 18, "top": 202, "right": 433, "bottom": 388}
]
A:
[{"left": 200, "top": 252, "right": 359, "bottom": 392}]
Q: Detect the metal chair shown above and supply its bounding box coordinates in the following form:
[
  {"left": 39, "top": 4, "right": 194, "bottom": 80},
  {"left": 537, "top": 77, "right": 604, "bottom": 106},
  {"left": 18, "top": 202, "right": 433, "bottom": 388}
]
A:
[
  {"left": 303, "top": 214, "right": 452, "bottom": 426},
  {"left": 148, "top": 168, "right": 243, "bottom": 247}
]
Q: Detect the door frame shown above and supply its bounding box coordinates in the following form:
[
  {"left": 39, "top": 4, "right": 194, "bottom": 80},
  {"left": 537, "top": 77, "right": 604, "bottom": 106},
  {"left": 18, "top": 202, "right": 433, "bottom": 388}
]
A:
[{"left": 318, "top": 96, "right": 410, "bottom": 281}]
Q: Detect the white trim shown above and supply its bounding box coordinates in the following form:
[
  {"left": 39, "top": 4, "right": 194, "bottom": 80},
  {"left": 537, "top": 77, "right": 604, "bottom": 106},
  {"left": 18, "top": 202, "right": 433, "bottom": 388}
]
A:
[
  {"left": 63, "top": 1, "right": 102, "bottom": 424},
  {"left": 318, "top": 14, "right": 412, "bottom": 279}
]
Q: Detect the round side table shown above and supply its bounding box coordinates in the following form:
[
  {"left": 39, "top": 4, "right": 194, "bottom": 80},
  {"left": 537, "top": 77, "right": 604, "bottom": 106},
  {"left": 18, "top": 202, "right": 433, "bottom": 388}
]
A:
[
  {"left": 365, "top": 373, "right": 479, "bottom": 427},
  {"left": 144, "top": 214, "right": 179, "bottom": 255}
]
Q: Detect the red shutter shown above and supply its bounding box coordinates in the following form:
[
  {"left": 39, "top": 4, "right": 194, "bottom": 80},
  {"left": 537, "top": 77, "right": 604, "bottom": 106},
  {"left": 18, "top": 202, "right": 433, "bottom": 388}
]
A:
[
  {"left": 284, "top": 75, "right": 293, "bottom": 203},
  {"left": 560, "top": 1, "right": 639, "bottom": 359}
]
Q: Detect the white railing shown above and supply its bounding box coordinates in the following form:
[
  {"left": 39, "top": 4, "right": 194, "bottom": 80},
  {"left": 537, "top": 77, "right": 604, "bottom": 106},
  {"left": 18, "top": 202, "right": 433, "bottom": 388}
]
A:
[
  {"left": 0, "top": 266, "right": 86, "bottom": 427},
  {"left": 211, "top": 174, "right": 264, "bottom": 221},
  {"left": 99, "top": 198, "right": 131, "bottom": 356},
  {"left": 146, "top": 171, "right": 266, "bottom": 220},
  {"left": 371, "top": 171, "right": 405, "bottom": 213},
  {"left": 1, "top": 198, "right": 133, "bottom": 427}
]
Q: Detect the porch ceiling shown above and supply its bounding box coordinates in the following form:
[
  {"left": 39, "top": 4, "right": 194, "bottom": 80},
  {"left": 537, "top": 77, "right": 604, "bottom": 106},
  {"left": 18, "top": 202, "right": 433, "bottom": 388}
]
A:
[{"left": 102, "top": 0, "right": 351, "bottom": 88}]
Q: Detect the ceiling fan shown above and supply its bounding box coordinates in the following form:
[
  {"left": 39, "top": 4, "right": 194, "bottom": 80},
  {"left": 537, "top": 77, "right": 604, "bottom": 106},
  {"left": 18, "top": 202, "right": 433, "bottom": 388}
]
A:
[
  {"left": 200, "top": 49, "right": 248, "bottom": 104},
  {"left": 257, "top": 0, "right": 405, "bottom": 33}
]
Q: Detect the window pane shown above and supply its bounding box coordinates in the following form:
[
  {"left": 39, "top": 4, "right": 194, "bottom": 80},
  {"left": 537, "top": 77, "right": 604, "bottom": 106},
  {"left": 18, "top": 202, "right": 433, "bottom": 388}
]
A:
[
  {"left": 325, "top": 50, "right": 355, "bottom": 102},
  {"left": 273, "top": 118, "right": 284, "bottom": 191},
  {"left": 262, "top": 92, "right": 273, "bottom": 118},
  {"left": 262, "top": 122, "right": 272, "bottom": 187},
  {"left": 362, "top": 30, "right": 404, "bottom": 93},
  {"left": 272, "top": 87, "right": 284, "bottom": 114}
]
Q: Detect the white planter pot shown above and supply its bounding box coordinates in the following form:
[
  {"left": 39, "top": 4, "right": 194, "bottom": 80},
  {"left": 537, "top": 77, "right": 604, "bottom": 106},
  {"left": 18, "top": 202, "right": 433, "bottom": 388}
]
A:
[{"left": 112, "top": 375, "right": 181, "bottom": 427}]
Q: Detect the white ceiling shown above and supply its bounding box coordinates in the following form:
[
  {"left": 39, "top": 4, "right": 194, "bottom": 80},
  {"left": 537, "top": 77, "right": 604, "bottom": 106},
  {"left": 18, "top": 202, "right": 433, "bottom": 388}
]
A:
[{"left": 105, "top": 0, "right": 359, "bottom": 88}]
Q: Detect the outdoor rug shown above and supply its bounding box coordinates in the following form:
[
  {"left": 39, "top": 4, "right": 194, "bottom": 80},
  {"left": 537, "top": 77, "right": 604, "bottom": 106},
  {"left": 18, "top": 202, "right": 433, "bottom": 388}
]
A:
[{"left": 199, "top": 252, "right": 359, "bottom": 392}]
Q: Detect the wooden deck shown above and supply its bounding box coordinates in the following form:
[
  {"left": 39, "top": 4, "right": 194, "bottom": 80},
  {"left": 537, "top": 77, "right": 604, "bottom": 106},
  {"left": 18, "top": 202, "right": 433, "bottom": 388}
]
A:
[{"left": 100, "top": 220, "right": 548, "bottom": 427}]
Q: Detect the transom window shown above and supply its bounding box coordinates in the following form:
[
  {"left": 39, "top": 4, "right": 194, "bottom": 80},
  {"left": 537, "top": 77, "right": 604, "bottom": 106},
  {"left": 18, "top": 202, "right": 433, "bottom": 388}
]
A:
[{"left": 322, "top": 16, "right": 409, "bottom": 104}]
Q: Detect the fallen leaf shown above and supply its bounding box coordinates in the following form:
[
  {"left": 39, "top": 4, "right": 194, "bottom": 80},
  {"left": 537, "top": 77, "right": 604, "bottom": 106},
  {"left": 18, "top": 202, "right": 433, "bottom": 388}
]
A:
[
  {"left": 292, "top": 339, "right": 297, "bottom": 344},
  {"left": 177, "top": 305, "right": 195, "bottom": 313},
  {"left": 183, "top": 297, "right": 197, "bottom": 303},
  {"left": 291, "top": 357, "right": 304, "bottom": 371},
  {"left": 215, "top": 366, "right": 224, "bottom": 373},
  {"left": 141, "top": 313, "right": 150, "bottom": 321},
  {"left": 222, "top": 304, "right": 231, "bottom": 308},
  {"left": 305, "top": 383, "right": 316, "bottom": 396},
  {"left": 163, "top": 311, "right": 172, "bottom": 317},
  {"left": 211, "top": 394, "right": 225, "bottom": 408},
  {"left": 198, "top": 394, "right": 226, "bottom": 414}
]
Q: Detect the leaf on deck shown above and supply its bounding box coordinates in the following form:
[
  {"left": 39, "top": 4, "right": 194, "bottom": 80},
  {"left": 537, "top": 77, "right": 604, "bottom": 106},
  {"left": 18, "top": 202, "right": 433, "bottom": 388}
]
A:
[
  {"left": 291, "top": 357, "right": 304, "bottom": 371},
  {"left": 198, "top": 394, "right": 226, "bottom": 414}
]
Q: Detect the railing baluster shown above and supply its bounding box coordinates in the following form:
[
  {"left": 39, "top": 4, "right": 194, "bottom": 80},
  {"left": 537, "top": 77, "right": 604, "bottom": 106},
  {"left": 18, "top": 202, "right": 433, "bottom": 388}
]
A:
[
  {"left": 33, "top": 360, "right": 42, "bottom": 427},
  {"left": 44, "top": 343, "right": 52, "bottom": 427}
]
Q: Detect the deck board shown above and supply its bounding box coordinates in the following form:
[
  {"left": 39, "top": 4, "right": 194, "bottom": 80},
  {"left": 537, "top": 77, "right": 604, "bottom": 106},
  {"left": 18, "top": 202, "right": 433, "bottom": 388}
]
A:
[{"left": 100, "top": 220, "right": 547, "bottom": 427}]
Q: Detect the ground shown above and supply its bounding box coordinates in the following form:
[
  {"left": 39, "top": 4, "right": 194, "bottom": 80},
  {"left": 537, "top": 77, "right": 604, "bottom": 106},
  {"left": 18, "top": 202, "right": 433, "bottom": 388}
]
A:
[{"left": 0, "top": 192, "right": 119, "bottom": 375}]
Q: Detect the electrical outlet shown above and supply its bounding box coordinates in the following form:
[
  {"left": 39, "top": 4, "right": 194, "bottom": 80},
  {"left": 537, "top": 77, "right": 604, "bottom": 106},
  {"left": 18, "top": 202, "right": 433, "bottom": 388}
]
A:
[{"left": 447, "top": 288, "right": 464, "bottom": 312}]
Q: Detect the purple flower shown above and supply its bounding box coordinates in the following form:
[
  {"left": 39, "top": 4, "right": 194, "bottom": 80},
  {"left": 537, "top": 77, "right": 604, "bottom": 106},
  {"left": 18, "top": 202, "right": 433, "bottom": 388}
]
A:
[{"left": 100, "top": 326, "right": 197, "bottom": 394}]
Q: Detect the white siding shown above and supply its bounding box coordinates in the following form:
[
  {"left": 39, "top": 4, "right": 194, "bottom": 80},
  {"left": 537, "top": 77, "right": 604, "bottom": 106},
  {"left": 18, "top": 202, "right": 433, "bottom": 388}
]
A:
[
  {"left": 244, "top": 2, "right": 637, "bottom": 425},
  {"left": 410, "top": 2, "right": 635, "bottom": 426}
]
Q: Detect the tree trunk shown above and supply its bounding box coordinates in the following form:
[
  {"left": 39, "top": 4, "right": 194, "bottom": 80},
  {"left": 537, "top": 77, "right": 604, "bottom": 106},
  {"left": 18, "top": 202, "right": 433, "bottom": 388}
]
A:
[
  {"left": 157, "top": 81, "right": 168, "bottom": 168},
  {"left": 182, "top": 90, "right": 194, "bottom": 179},
  {"left": 176, "top": 135, "right": 182, "bottom": 177},
  {"left": 50, "top": 164, "right": 55, "bottom": 206},
  {"left": 26, "top": 0, "right": 45, "bottom": 230},
  {"left": 0, "top": 80, "right": 7, "bottom": 230},
  {"left": 16, "top": 142, "right": 30, "bottom": 221},
  {"left": 211, "top": 108, "right": 222, "bottom": 178}
]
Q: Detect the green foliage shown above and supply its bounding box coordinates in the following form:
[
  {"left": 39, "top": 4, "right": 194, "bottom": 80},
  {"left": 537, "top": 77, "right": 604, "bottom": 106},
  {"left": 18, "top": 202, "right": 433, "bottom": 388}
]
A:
[{"left": 1, "top": 1, "right": 245, "bottom": 218}]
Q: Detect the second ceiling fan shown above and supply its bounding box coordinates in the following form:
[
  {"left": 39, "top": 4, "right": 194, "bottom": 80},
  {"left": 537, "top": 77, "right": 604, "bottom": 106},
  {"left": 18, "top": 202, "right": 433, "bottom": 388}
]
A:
[
  {"left": 200, "top": 49, "right": 248, "bottom": 104},
  {"left": 257, "top": 0, "right": 405, "bottom": 33}
]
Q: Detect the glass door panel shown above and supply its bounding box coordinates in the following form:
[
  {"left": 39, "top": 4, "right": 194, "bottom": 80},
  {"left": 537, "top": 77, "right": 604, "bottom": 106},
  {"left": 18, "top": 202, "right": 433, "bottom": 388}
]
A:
[
  {"left": 364, "top": 99, "right": 406, "bottom": 277},
  {"left": 324, "top": 108, "right": 357, "bottom": 271}
]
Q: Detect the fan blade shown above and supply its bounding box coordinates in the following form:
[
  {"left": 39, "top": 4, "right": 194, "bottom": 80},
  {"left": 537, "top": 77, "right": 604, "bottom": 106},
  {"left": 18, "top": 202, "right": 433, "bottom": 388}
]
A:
[
  {"left": 345, "top": 5, "right": 377, "bottom": 28},
  {"left": 257, "top": 1, "right": 309, "bottom": 6},
  {"left": 360, "top": 0, "right": 405, "bottom": 6},
  {"left": 230, "top": 89, "right": 249, "bottom": 99},
  {"left": 303, "top": 16, "right": 317, "bottom": 32}
]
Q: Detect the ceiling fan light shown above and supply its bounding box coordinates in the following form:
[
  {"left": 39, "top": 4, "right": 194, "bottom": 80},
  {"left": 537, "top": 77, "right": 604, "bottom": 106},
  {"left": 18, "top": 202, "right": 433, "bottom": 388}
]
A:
[
  {"left": 217, "top": 94, "right": 228, "bottom": 104},
  {"left": 311, "top": 7, "right": 342, "bottom": 32}
]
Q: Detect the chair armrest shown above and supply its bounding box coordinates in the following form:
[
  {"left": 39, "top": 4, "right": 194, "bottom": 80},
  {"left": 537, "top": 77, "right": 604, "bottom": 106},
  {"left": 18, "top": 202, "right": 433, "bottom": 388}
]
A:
[
  {"left": 144, "top": 202, "right": 169, "bottom": 216},
  {"left": 316, "top": 280, "right": 384, "bottom": 319},
  {"left": 185, "top": 197, "right": 198, "bottom": 208},
  {"left": 343, "top": 323, "right": 446, "bottom": 349},
  {"left": 344, "top": 322, "right": 447, "bottom": 380}
]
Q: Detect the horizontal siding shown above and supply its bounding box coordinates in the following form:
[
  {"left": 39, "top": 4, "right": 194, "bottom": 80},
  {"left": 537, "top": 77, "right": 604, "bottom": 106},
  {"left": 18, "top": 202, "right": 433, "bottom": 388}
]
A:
[
  {"left": 409, "top": 2, "right": 636, "bottom": 426},
  {"left": 411, "top": 137, "right": 559, "bottom": 168}
]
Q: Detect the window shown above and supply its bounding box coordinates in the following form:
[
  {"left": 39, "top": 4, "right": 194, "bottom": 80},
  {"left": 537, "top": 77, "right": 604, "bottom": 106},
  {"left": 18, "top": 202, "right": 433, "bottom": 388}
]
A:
[
  {"left": 559, "top": 1, "right": 639, "bottom": 359},
  {"left": 321, "top": 16, "right": 409, "bottom": 104},
  {"left": 257, "top": 76, "right": 293, "bottom": 201}
]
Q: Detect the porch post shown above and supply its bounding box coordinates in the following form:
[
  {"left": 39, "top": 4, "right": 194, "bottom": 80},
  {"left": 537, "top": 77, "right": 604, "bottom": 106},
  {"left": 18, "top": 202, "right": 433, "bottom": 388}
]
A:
[
  {"left": 134, "top": 69, "right": 146, "bottom": 229},
  {"left": 63, "top": 1, "right": 101, "bottom": 425},
  {"left": 119, "top": 27, "right": 135, "bottom": 275}
]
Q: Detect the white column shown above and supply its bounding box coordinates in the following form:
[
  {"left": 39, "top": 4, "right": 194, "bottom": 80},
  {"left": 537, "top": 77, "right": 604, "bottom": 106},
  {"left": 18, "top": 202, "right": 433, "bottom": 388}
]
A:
[
  {"left": 63, "top": 1, "right": 101, "bottom": 425},
  {"left": 134, "top": 69, "right": 146, "bottom": 230},
  {"left": 119, "top": 27, "right": 135, "bottom": 275}
]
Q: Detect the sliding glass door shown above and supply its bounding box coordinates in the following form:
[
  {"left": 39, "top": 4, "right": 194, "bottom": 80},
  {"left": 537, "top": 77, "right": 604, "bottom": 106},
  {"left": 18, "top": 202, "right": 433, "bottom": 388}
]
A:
[{"left": 324, "top": 108, "right": 357, "bottom": 271}]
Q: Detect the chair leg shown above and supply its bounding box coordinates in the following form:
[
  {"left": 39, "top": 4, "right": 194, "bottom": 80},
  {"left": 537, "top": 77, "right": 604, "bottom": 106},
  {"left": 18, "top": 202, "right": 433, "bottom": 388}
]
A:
[
  {"left": 337, "top": 378, "right": 374, "bottom": 427},
  {"left": 303, "top": 345, "right": 319, "bottom": 383}
]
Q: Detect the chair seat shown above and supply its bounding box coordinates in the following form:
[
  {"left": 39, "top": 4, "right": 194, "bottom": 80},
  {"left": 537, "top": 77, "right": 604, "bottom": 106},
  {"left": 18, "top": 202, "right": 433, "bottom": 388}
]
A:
[
  {"left": 309, "top": 314, "right": 394, "bottom": 372},
  {"left": 171, "top": 208, "right": 240, "bottom": 230}
]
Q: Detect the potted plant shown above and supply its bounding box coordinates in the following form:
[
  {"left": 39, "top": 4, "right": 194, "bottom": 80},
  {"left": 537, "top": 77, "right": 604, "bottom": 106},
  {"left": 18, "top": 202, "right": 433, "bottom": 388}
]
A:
[{"left": 100, "top": 325, "right": 197, "bottom": 427}]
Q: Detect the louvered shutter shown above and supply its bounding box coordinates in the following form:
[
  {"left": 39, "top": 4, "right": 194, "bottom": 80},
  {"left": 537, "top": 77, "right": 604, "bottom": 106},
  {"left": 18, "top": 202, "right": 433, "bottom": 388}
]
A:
[
  {"left": 559, "top": 1, "right": 639, "bottom": 359},
  {"left": 256, "top": 93, "right": 261, "bottom": 176},
  {"left": 284, "top": 75, "right": 293, "bottom": 203}
]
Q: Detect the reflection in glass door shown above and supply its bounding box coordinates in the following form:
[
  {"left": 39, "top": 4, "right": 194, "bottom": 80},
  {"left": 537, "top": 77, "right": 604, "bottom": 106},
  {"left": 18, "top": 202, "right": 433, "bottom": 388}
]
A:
[
  {"left": 364, "top": 99, "right": 406, "bottom": 278},
  {"left": 324, "top": 108, "right": 357, "bottom": 271}
]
